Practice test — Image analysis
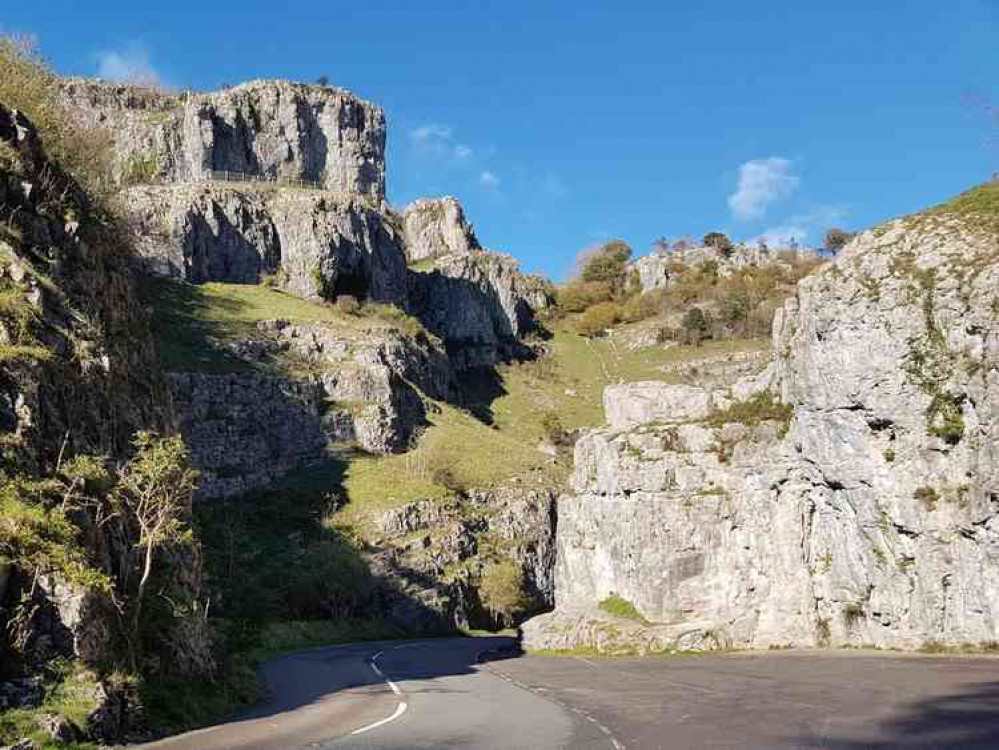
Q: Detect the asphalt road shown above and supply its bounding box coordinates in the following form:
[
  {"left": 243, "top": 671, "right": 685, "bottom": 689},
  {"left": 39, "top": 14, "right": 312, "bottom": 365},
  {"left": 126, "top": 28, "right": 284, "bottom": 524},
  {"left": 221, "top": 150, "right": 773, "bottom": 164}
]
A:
[{"left": 138, "top": 638, "right": 999, "bottom": 750}]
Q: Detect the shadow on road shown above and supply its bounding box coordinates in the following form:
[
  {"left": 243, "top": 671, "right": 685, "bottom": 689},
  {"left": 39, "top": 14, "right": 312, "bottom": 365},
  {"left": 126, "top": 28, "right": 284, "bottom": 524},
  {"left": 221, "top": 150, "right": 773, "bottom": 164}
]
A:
[
  {"left": 793, "top": 680, "right": 999, "bottom": 749},
  {"left": 243, "top": 636, "right": 515, "bottom": 723}
]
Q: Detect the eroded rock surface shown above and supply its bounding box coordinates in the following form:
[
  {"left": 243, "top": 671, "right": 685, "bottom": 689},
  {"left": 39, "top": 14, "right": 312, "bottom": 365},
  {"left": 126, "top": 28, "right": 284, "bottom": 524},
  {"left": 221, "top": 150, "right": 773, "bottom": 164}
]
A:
[
  {"left": 60, "top": 78, "right": 386, "bottom": 198},
  {"left": 371, "top": 488, "right": 557, "bottom": 628},
  {"left": 401, "top": 197, "right": 480, "bottom": 263},
  {"left": 524, "top": 191, "right": 999, "bottom": 652},
  {"left": 408, "top": 251, "right": 554, "bottom": 369},
  {"left": 125, "top": 185, "right": 407, "bottom": 303},
  {"left": 170, "top": 320, "right": 455, "bottom": 499}
]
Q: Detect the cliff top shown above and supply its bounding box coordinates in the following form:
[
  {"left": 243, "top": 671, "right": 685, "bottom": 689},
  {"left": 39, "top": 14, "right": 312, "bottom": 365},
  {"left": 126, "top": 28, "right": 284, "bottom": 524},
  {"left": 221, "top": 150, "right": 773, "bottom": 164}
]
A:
[{"left": 59, "top": 76, "right": 382, "bottom": 114}]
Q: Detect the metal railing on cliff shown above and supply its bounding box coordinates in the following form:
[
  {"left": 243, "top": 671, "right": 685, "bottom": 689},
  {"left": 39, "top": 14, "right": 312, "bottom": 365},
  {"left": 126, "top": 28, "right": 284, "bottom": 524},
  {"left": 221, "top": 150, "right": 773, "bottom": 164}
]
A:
[{"left": 196, "top": 169, "right": 324, "bottom": 190}]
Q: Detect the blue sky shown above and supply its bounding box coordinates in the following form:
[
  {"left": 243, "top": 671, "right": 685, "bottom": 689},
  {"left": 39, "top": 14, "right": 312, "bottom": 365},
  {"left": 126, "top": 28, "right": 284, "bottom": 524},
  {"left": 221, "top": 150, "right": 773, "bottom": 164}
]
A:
[{"left": 4, "top": 1, "right": 998, "bottom": 278}]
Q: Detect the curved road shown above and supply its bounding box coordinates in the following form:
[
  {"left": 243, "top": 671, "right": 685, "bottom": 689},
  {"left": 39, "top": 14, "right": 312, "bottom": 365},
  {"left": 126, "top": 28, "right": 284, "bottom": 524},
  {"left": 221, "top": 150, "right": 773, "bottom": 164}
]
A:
[
  {"left": 140, "top": 637, "right": 999, "bottom": 750},
  {"left": 139, "top": 637, "right": 615, "bottom": 750}
]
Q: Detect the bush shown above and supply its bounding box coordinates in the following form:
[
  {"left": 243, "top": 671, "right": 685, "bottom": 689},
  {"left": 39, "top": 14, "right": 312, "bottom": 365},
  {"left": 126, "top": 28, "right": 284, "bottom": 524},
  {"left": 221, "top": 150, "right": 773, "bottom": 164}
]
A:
[
  {"left": 335, "top": 295, "right": 361, "bottom": 315},
  {"left": 478, "top": 561, "right": 528, "bottom": 627},
  {"left": 580, "top": 240, "right": 632, "bottom": 285},
  {"left": 557, "top": 280, "right": 613, "bottom": 313},
  {"left": 598, "top": 594, "right": 648, "bottom": 624},
  {"left": 681, "top": 307, "right": 711, "bottom": 345},
  {"left": 575, "top": 301, "right": 623, "bottom": 337},
  {"left": 824, "top": 228, "right": 855, "bottom": 253},
  {"left": 703, "top": 232, "right": 734, "bottom": 257},
  {"left": 0, "top": 35, "right": 116, "bottom": 205},
  {"left": 707, "top": 391, "right": 794, "bottom": 435}
]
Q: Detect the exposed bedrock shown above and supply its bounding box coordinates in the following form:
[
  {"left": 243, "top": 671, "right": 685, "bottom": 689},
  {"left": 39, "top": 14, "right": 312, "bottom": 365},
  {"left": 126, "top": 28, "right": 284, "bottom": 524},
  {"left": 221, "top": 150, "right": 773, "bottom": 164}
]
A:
[
  {"left": 60, "top": 78, "right": 386, "bottom": 198},
  {"left": 401, "top": 196, "right": 481, "bottom": 263},
  {"left": 407, "top": 251, "right": 555, "bottom": 369},
  {"left": 124, "top": 185, "right": 408, "bottom": 304},
  {"left": 524, "top": 201, "right": 999, "bottom": 653}
]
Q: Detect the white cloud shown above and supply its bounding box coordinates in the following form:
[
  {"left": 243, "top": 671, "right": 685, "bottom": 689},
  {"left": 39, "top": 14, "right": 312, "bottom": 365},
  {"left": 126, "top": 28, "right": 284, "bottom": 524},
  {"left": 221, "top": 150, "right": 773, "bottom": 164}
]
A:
[
  {"left": 728, "top": 157, "right": 799, "bottom": 221},
  {"left": 409, "top": 124, "right": 473, "bottom": 161},
  {"left": 479, "top": 170, "right": 500, "bottom": 188},
  {"left": 747, "top": 205, "right": 849, "bottom": 248},
  {"left": 95, "top": 43, "right": 164, "bottom": 88},
  {"left": 747, "top": 224, "right": 810, "bottom": 248}
]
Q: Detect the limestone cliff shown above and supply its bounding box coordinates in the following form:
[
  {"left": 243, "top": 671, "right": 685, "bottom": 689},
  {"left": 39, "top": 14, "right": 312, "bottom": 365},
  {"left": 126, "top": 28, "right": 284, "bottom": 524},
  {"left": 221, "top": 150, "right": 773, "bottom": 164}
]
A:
[
  {"left": 632, "top": 244, "right": 820, "bottom": 293},
  {"left": 408, "top": 251, "right": 555, "bottom": 369},
  {"left": 524, "top": 185, "right": 999, "bottom": 652},
  {"left": 60, "top": 78, "right": 386, "bottom": 199},
  {"left": 171, "top": 319, "right": 456, "bottom": 499},
  {"left": 402, "top": 197, "right": 480, "bottom": 263},
  {"left": 126, "top": 184, "right": 407, "bottom": 303},
  {"left": 0, "top": 102, "right": 201, "bottom": 740}
]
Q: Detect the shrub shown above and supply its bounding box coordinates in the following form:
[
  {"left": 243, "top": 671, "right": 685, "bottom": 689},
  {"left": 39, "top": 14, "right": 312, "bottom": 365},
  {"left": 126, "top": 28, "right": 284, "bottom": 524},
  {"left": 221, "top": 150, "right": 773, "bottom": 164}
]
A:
[
  {"left": 915, "top": 486, "right": 939, "bottom": 511},
  {"left": 703, "top": 232, "right": 734, "bottom": 257},
  {"left": 557, "top": 280, "right": 613, "bottom": 313},
  {"left": 0, "top": 35, "right": 116, "bottom": 204},
  {"left": 580, "top": 240, "right": 632, "bottom": 285},
  {"left": 680, "top": 306, "right": 711, "bottom": 345},
  {"left": 335, "top": 295, "right": 361, "bottom": 315},
  {"left": 824, "top": 228, "right": 855, "bottom": 253},
  {"left": 575, "top": 301, "right": 623, "bottom": 337},
  {"left": 478, "top": 561, "right": 528, "bottom": 627},
  {"left": 708, "top": 391, "right": 794, "bottom": 435}
]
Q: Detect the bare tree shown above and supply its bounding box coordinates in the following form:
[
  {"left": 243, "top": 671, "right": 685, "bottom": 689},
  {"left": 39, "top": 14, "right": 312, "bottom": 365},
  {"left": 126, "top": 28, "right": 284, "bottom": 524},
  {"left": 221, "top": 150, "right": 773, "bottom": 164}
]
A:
[{"left": 112, "top": 432, "right": 198, "bottom": 661}]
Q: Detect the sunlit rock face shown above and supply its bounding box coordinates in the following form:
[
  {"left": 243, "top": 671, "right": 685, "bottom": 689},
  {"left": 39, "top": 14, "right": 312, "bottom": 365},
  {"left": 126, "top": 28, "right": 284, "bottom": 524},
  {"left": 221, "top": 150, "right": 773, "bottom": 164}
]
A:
[{"left": 525, "top": 196, "right": 999, "bottom": 653}]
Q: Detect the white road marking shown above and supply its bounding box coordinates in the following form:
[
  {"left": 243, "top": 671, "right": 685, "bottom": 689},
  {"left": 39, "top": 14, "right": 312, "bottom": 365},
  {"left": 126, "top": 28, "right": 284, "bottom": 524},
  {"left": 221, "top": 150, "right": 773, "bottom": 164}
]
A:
[
  {"left": 350, "top": 700, "right": 408, "bottom": 735},
  {"left": 349, "top": 649, "right": 408, "bottom": 736}
]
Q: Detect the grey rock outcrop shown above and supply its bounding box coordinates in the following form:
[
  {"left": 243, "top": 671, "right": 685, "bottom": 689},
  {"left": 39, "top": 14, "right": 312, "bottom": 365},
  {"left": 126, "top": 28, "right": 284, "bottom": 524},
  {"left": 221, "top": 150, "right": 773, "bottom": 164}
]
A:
[
  {"left": 408, "top": 251, "right": 554, "bottom": 369},
  {"left": 60, "top": 78, "right": 386, "bottom": 198},
  {"left": 632, "top": 245, "right": 820, "bottom": 293},
  {"left": 401, "top": 197, "right": 480, "bottom": 263},
  {"left": 125, "top": 185, "right": 407, "bottom": 303},
  {"left": 170, "top": 321, "right": 456, "bottom": 499},
  {"left": 524, "top": 187, "right": 999, "bottom": 652},
  {"left": 371, "top": 488, "right": 557, "bottom": 628}
]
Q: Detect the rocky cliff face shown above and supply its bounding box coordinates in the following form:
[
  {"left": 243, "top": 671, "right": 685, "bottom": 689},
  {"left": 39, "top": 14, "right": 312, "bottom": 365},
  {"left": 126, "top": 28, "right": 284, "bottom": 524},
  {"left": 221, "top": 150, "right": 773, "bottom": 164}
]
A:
[
  {"left": 169, "top": 319, "right": 455, "bottom": 499},
  {"left": 524, "top": 186, "right": 999, "bottom": 652},
  {"left": 408, "top": 251, "right": 555, "bottom": 369},
  {"left": 632, "top": 245, "right": 819, "bottom": 293},
  {"left": 60, "top": 78, "right": 386, "bottom": 198},
  {"left": 401, "top": 197, "right": 480, "bottom": 263},
  {"left": 0, "top": 101, "right": 199, "bottom": 738},
  {"left": 371, "top": 487, "right": 557, "bottom": 628},
  {"left": 126, "top": 184, "right": 407, "bottom": 302}
]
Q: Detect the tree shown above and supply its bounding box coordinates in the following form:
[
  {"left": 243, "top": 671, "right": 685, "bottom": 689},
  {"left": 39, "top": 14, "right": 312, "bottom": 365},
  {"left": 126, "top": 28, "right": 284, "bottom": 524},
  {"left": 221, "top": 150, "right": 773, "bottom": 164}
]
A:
[
  {"left": 703, "top": 232, "right": 734, "bottom": 257},
  {"left": 112, "top": 432, "right": 198, "bottom": 662},
  {"left": 681, "top": 306, "right": 711, "bottom": 346},
  {"left": 575, "top": 301, "right": 623, "bottom": 337},
  {"left": 316, "top": 75, "right": 331, "bottom": 86},
  {"left": 824, "top": 227, "right": 854, "bottom": 254},
  {"left": 580, "top": 240, "right": 632, "bottom": 286},
  {"left": 479, "top": 561, "right": 528, "bottom": 627}
]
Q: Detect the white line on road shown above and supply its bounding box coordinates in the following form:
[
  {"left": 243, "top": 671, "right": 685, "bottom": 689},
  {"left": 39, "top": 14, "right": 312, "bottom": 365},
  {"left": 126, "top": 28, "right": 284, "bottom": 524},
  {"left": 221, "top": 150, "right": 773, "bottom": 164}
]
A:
[
  {"left": 350, "top": 650, "right": 408, "bottom": 736},
  {"left": 350, "top": 700, "right": 408, "bottom": 736}
]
